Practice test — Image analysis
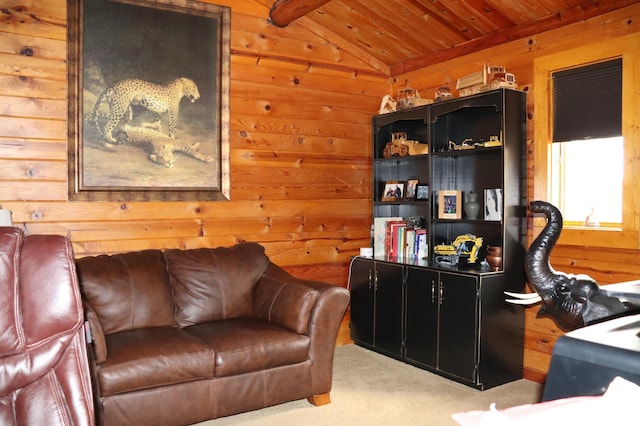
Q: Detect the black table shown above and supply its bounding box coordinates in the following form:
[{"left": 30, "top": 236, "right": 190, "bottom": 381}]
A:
[{"left": 542, "top": 311, "right": 640, "bottom": 401}]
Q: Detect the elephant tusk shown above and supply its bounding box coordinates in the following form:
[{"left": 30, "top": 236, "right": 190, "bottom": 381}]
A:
[
  {"left": 504, "top": 291, "right": 540, "bottom": 299},
  {"left": 504, "top": 291, "right": 542, "bottom": 305},
  {"left": 505, "top": 297, "right": 542, "bottom": 305}
]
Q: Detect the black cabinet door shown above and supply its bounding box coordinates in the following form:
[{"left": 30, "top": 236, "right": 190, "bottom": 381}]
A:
[
  {"left": 405, "top": 267, "right": 439, "bottom": 367},
  {"left": 374, "top": 262, "right": 404, "bottom": 356},
  {"left": 349, "top": 257, "right": 375, "bottom": 346},
  {"left": 438, "top": 273, "right": 479, "bottom": 381}
]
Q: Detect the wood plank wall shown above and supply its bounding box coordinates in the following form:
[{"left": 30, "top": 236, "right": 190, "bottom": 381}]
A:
[
  {"left": 2, "top": 0, "right": 639, "bottom": 384},
  {"left": 392, "top": 4, "right": 640, "bottom": 382},
  {"left": 0, "top": 0, "right": 387, "bottom": 288}
]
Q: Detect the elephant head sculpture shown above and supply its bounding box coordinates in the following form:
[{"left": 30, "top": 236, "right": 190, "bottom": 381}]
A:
[{"left": 507, "top": 200, "right": 633, "bottom": 330}]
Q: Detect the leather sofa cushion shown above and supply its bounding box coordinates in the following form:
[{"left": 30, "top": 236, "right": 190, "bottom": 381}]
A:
[
  {"left": 97, "top": 327, "right": 215, "bottom": 397},
  {"left": 165, "top": 243, "right": 270, "bottom": 327},
  {"left": 76, "top": 250, "right": 175, "bottom": 334},
  {"left": 184, "top": 318, "right": 310, "bottom": 378}
]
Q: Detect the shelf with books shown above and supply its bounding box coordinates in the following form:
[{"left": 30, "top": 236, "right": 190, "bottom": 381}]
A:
[
  {"left": 373, "top": 217, "right": 428, "bottom": 260},
  {"left": 370, "top": 89, "right": 525, "bottom": 272},
  {"left": 352, "top": 88, "right": 527, "bottom": 391}
]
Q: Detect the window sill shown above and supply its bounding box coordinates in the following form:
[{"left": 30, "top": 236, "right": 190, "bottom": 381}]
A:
[{"left": 532, "top": 223, "right": 638, "bottom": 249}]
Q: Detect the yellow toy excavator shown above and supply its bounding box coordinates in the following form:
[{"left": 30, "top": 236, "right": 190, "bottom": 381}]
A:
[{"left": 433, "top": 234, "right": 483, "bottom": 266}]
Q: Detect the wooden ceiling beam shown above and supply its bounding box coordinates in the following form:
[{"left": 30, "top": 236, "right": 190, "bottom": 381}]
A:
[{"left": 269, "top": 0, "right": 332, "bottom": 27}]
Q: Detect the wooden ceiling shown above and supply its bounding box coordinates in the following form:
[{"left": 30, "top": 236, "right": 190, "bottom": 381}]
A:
[{"left": 267, "top": 0, "right": 637, "bottom": 76}]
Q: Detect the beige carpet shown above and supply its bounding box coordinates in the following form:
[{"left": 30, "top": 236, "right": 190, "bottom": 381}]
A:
[{"left": 195, "top": 344, "right": 543, "bottom": 425}]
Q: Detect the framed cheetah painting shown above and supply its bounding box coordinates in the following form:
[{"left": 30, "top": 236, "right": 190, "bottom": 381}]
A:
[{"left": 67, "top": 0, "right": 230, "bottom": 201}]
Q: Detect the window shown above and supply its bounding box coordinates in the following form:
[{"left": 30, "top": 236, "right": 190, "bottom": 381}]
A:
[
  {"left": 549, "top": 58, "right": 623, "bottom": 227},
  {"left": 534, "top": 33, "right": 640, "bottom": 248},
  {"left": 550, "top": 137, "right": 623, "bottom": 226}
]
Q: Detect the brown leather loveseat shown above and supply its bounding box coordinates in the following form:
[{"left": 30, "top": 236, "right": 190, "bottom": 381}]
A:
[{"left": 76, "top": 242, "right": 350, "bottom": 425}]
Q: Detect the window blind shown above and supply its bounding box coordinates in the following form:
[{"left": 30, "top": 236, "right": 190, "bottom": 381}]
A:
[{"left": 552, "top": 58, "right": 622, "bottom": 142}]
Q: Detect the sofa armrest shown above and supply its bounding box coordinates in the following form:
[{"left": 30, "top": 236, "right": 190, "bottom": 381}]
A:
[
  {"left": 254, "top": 263, "right": 349, "bottom": 336},
  {"left": 254, "top": 263, "right": 350, "bottom": 397},
  {"left": 254, "top": 263, "right": 349, "bottom": 397},
  {"left": 84, "top": 301, "right": 107, "bottom": 363},
  {"left": 254, "top": 264, "right": 318, "bottom": 334}
]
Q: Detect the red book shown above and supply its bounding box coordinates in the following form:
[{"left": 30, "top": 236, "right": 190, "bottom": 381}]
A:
[
  {"left": 385, "top": 220, "right": 405, "bottom": 257},
  {"left": 388, "top": 221, "right": 406, "bottom": 258}
]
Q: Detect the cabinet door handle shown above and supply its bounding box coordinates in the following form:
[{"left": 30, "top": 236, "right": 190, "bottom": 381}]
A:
[
  {"left": 431, "top": 280, "right": 436, "bottom": 303},
  {"left": 368, "top": 269, "right": 373, "bottom": 290},
  {"left": 374, "top": 270, "right": 379, "bottom": 290},
  {"left": 439, "top": 282, "right": 444, "bottom": 305}
]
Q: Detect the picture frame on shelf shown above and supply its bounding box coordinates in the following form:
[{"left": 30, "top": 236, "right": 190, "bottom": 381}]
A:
[
  {"left": 484, "top": 188, "right": 503, "bottom": 221},
  {"left": 405, "top": 178, "right": 419, "bottom": 199},
  {"left": 382, "top": 181, "right": 405, "bottom": 201},
  {"left": 416, "top": 184, "right": 429, "bottom": 200},
  {"left": 438, "top": 190, "right": 462, "bottom": 219}
]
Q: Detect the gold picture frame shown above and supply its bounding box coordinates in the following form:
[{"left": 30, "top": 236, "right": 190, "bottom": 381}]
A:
[
  {"left": 382, "top": 181, "right": 405, "bottom": 202},
  {"left": 67, "top": 0, "right": 230, "bottom": 201},
  {"left": 438, "top": 190, "right": 462, "bottom": 219}
]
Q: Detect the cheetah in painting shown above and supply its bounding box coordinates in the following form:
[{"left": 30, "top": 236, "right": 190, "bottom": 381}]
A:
[
  {"left": 93, "top": 77, "right": 200, "bottom": 144},
  {"left": 115, "top": 125, "right": 213, "bottom": 168}
]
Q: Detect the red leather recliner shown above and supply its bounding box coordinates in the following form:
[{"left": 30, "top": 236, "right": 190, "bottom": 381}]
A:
[{"left": 0, "top": 228, "right": 95, "bottom": 425}]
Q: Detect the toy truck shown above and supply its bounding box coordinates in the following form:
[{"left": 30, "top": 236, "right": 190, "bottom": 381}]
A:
[
  {"left": 383, "top": 132, "right": 429, "bottom": 157},
  {"left": 433, "top": 234, "right": 483, "bottom": 266},
  {"left": 456, "top": 65, "right": 517, "bottom": 97}
]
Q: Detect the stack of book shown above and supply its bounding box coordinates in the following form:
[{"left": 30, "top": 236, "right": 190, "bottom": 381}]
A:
[{"left": 373, "top": 217, "right": 428, "bottom": 259}]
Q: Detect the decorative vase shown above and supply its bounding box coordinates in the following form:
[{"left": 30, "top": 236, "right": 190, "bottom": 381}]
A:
[
  {"left": 486, "top": 246, "right": 503, "bottom": 271},
  {"left": 464, "top": 192, "right": 480, "bottom": 219}
]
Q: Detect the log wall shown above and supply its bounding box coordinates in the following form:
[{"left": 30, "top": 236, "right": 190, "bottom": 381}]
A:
[
  {"left": 2, "top": 0, "right": 640, "bottom": 383},
  {"left": 0, "top": 0, "right": 387, "bottom": 287}
]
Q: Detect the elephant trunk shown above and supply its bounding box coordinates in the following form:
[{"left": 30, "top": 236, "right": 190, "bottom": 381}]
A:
[{"left": 525, "top": 201, "right": 563, "bottom": 298}]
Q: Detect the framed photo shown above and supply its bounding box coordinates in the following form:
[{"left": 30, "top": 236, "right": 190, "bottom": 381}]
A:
[
  {"left": 405, "top": 179, "right": 419, "bottom": 199},
  {"left": 67, "top": 0, "right": 230, "bottom": 201},
  {"left": 382, "top": 181, "right": 405, "bottom": 201},
  {"left": 484, "top": 188, "right": 503, "bottom": 221},
  {"left": 416, "top": 184, "right": 429, "bottom": 200},
  {"left": 438, "top": 190, "right": 462, "bottom": 219}
]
